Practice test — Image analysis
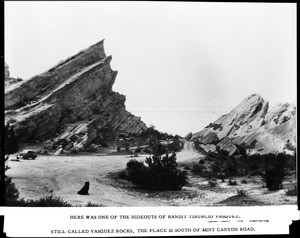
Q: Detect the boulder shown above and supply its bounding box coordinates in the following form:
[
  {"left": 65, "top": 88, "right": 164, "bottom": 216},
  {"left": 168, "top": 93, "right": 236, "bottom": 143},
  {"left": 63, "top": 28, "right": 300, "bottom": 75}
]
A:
[{"left": 217, "top": 137, "right": 238, "bottom": 156}]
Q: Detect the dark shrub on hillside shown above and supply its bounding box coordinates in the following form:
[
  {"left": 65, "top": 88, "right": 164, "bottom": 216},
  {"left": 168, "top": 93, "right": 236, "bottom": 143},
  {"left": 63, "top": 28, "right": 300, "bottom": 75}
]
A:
[
  {"left": 237, "top": 189, "right": 246, "bottom": 197},
  {"left": 241, "top": 179, "right": 248, "bottom": 184},
  {"left": 191, "top": 164, "right": 206, "bottom": 176},
  {"left": 125, "top": 153, "right": 187, "bottom": 190},
  {"left": 168, "top": 140, "right": 183, "bottom": 152},
  {"left": 86, "top": 201, "right": 105, "bottom": 207},
  {"left": 208, "top": 180, "right": 217, "bottom": 187},
  {"left": 225, "top": 161, "right": 238, "bottom": 177},
  {"left": 285, "top": 186, "right": 297, "bottom": 196},
  {"left": 5, "top": 123, "right": 19, "bottom": 154},
  {"left": 152, "top": 143, "right": 168, "bottom": 155},
  {"left": 262, "top": 154, "right": 286, "bottom": 191},
  {"left": 228, "top": 178, "right": 237, "bottom": 185},
  {"left": 6, "top": 195, "right": 72, "bottom": 207},
  {"left": 5, "top": 177, "right": 19, "bottom": 204},
  {"left": 217, "top": 149, "right": 229, "bottom": 156}
]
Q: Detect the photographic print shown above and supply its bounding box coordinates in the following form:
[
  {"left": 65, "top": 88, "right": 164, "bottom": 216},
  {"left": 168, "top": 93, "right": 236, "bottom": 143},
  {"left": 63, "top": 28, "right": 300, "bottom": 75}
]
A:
[{"left": 2, "top": 1, "right": 297, "bottom": 237}]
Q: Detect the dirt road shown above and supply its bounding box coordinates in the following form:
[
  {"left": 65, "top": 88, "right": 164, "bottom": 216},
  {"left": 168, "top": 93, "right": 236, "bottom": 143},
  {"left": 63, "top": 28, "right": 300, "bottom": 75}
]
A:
[{"left": 6, "top": 142, "right": 202, "bottom": 206}]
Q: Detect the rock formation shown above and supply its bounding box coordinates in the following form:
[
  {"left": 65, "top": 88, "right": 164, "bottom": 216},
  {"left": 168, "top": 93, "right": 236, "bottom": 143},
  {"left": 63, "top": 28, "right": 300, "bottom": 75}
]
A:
[
  {"left": 5, "top": 40, "right": 147, "bottom": 153},
  {"left": 192, "top": 94, "right": 296, "bottom": 155},
  {"left": 4, "top": 62, "right": 22, "bottom": 87}
]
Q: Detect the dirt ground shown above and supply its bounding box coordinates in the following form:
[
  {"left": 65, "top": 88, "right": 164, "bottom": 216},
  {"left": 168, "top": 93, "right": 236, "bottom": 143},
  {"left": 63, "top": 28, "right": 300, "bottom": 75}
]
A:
[{"left": 6, "top": 142, "right": 297, "bottom": 206}]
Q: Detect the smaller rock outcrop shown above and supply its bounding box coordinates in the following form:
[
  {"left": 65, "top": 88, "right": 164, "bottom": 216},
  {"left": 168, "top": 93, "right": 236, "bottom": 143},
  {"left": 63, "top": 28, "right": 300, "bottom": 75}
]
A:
[
  {"left": 4, "top": 62, "right": 23, "bottom": 87},
  {"left": 217, "top": 137, "right": 238, "bottom": 156}
]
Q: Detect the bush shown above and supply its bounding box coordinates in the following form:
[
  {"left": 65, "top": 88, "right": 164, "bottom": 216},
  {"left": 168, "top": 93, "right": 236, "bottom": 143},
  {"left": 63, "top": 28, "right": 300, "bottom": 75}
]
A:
[
  {"left": 7, "top": 195, "right": 72, "bottom": 207},
  {"left": 237, "top": 189, "right": 246, "bottom": 196},
  {"left": 86, "top": 201, "right": 105, "bottom": 207},
  {"left": 208, "top": 180, "right": 217, "bottom": 187},
  {"left": 228, "top": 178, "right": 237, "bottom": 185},
  {"left": 241, "top": 179, "right": 248, "bottom": 184},
  {"left": 191, "top": 164, "right": 206, "bottom": 176},
  {"left": 118, "top": 170, "right": 128, "bottom": 179},
  {"left": 262, "top": 154, "right": 286, "bottom": 191},
  {"left": 5, "top": 177, "right": 19, "bottom": 204},
  {"left": 125, "top": 153, "right": 187, "bottom": 190},
  {"left": 285, "top": 186, "right": 297, "bottom": 196},
  {"left": 217, "top": 172, "right": 226, "bottom": 182}
]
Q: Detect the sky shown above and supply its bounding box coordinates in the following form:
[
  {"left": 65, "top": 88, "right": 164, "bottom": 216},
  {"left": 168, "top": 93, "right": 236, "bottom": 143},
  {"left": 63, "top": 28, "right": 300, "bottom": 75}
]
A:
[{"left": 4, "top": 2, "right": 297, "bottom": 136}]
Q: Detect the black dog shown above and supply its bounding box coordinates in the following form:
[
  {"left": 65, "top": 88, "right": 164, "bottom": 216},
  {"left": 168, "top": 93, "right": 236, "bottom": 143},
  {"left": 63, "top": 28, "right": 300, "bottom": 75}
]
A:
[{"left": 77, "top": 181, "right": 89, "bottom": 195}]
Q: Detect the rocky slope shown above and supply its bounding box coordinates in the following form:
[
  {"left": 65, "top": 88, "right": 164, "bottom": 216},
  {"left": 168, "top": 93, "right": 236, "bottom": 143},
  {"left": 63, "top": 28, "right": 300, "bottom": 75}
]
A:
[
  {"left": 192, "top": 94, "right": 296, "bottom": 155},
  {"left": 5, "top": 40, "right": 147, "bottom": 153},
  {"left": 4, "top": 62, "right": 22, "bottom": 87}
]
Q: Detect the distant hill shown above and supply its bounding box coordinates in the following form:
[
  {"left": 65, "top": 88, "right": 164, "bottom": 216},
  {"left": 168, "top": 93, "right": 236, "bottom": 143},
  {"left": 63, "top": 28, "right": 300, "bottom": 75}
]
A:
[{"left": 191, "top": 94, "right": 296, "bottom": 155}]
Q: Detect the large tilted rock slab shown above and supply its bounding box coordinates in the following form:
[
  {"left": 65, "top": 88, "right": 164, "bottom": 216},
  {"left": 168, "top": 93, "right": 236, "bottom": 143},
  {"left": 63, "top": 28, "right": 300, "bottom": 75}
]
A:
[
  {"left": 192, "top": 94, "right": 296, "bottom": 154},
  {"left": 5, "top": 40, "right": 147, "bottom": 150}
]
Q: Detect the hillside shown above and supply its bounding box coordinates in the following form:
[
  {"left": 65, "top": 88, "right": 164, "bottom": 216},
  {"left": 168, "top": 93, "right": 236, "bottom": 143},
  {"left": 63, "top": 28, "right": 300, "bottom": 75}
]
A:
[{"left": 192, "top": 94, "right": 296, "bottom": 155}]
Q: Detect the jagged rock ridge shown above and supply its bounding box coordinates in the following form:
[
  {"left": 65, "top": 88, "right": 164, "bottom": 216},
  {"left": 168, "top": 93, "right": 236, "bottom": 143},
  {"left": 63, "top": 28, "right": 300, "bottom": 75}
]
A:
[
  {"left": 192, "top": 94, "right": 296, "bottom": 155},
  {"left": 5, "top": 40, "right": 147, "bottom": 153}
]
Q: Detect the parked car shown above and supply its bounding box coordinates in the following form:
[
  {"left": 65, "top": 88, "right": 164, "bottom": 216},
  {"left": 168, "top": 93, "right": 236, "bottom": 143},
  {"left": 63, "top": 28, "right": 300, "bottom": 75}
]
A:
[{"left": 16, "top": 150, "right": 37, "bottom": 160}]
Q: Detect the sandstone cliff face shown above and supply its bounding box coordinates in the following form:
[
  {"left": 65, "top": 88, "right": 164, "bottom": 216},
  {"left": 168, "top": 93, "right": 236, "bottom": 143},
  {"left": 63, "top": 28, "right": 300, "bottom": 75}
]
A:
[
  {"left": 5, "top": 40, "right": 147, "bottom": 151},
  {"left": 192, "top": 94, "right": 296, "bottom": 154}
]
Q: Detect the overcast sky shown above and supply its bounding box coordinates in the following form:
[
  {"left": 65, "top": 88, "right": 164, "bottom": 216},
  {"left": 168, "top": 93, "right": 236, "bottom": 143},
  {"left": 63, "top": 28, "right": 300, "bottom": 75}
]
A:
[{"left": 5, "top": 2, "right": 296, "bottom": 136}]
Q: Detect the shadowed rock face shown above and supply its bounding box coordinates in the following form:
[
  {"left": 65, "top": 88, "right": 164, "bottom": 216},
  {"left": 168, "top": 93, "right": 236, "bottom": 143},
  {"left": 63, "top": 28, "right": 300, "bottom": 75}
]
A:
[
  {"left": 192, "top": 94, "right": 296, "bottom": 154},
  {"left": 5, "top": 40, "right": 147, "bottom": 147}
]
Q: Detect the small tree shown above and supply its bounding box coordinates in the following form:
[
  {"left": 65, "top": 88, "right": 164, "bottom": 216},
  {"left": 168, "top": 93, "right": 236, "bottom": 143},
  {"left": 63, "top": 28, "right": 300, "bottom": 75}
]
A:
[{"left": 262, "top": 153, "right": 286, "bottom": 191}]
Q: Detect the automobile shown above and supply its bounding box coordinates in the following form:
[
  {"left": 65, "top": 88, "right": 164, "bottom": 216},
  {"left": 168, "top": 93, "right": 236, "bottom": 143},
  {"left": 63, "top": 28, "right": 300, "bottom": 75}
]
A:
[{"left": 16, "top": 150, "right": 37, "bottom": 160}]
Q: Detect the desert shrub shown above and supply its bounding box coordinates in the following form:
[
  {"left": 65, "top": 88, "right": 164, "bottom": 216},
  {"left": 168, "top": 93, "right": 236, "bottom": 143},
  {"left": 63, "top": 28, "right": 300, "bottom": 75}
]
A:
[
  {"left": 228, "top": 178, "right": 237, "bottom": 186},
  {"left": 285, "top": 186, "right": 297, "bottom": 196},
  {"left": 168, "top": 140, "right": 183, "bottom": 152},
  {"left": 125, "top": 153, "right": 187, "bottom": 190},
  {"left": 237, "top": 189, "right": 246, "bottom": 196},
  {"left": 208, "top": 180, "right": 217, "bottom": 187},
  {"left": 184, "top": 165, "right": 191, "bottom": 170},
  {"left": 262, "top": 153, "right": 286, "bottom": 191},
  {"left": 7, "top": 196, "right": 72, "bottom": 207},
  {"left": 217, "top": 172, "right": 226, "bottom": 182},
  {"left": 191, "top": 164, "right": 206, "bottom": 176},
  {"left": 241, "top": 179, "right": 248, "bottom": 184},
  {"left": 86, "top": 201, "right": 105, "bottom": 207},
  {"left": 118, "top": 170, "right": 128, "bottom": 179},
  {"left": 5, "top": 177, "right": 19, "bottom": 204},
  {"left": 211, "top": 163, "right": 222, "bottom": 174},
  {"left": 218, "top": 149, "right": 229, "bottom": 156},
  {"left": 99, "top": 140, "right": 108, "bottom": 148},
  {"left": 199, "top": 159, "right": 205, "bottom": 165},
  {"left": 225, "top": 161, "right": 238, "bottom": 177},
  {"left": 5, "top": 123, "right": 19, "bottom": 154},
  {"left": 135, "top": 147, "right": 141, "bottom": 153},
  {"left": 152, "top": 143, "right": 168, "bottom": 155}
]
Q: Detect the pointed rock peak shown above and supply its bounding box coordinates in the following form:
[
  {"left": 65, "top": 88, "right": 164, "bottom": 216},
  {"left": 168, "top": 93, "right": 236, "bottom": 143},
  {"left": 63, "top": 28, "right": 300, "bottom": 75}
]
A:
[{"left": 242, "top": 93, "right": 265, "bottom": 103}]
